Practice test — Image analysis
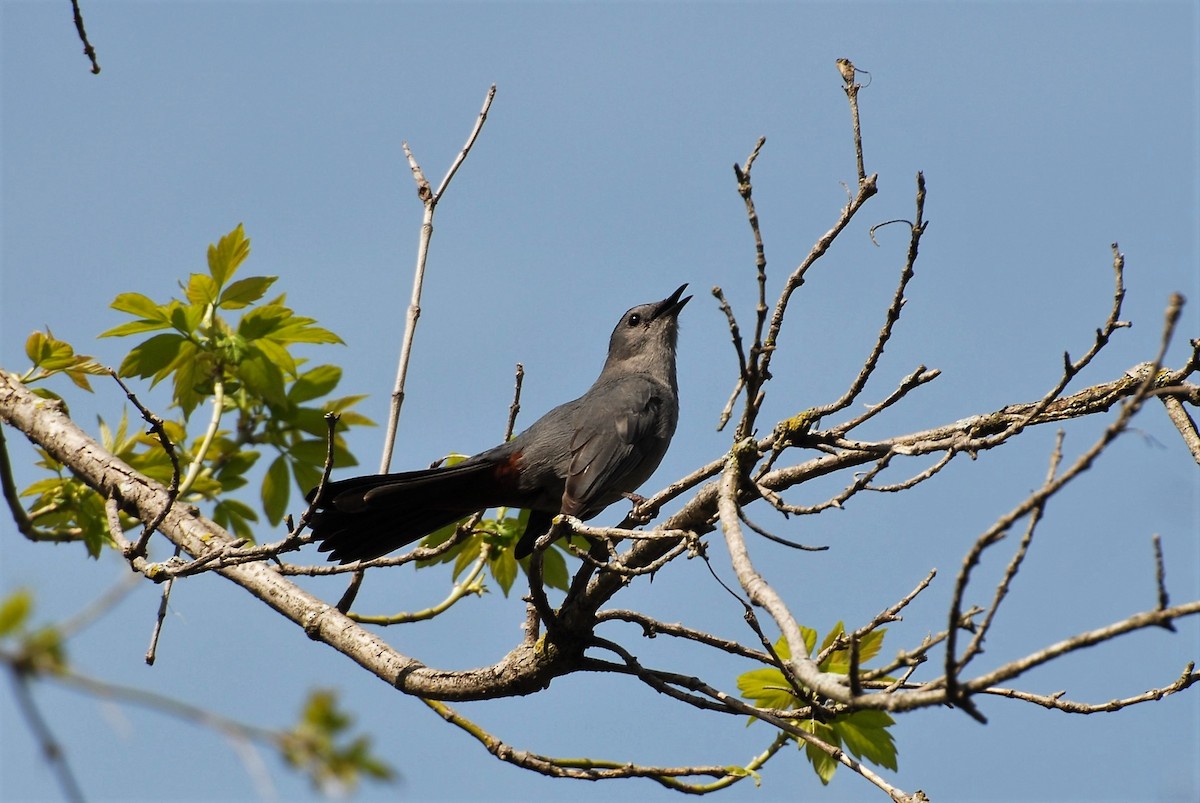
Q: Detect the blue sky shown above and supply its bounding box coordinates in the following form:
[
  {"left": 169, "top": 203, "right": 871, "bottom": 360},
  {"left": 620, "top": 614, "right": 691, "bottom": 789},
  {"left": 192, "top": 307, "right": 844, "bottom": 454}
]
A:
[{"left": 2, "top": 2, "right": 1198, "bottom": 801}]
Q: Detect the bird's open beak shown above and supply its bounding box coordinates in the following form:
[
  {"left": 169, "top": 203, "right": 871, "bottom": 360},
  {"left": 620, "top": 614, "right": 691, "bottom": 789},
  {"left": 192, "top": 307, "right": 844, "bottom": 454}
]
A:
[{"left": 652, "top": 284, "right": 692, "bottom": 320}]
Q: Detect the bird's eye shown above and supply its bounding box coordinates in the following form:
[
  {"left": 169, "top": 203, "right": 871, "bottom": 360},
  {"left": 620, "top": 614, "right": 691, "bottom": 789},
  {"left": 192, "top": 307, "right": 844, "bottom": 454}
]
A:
[{"left": 627, "top": 313, "right": 642, "bottom": 327}]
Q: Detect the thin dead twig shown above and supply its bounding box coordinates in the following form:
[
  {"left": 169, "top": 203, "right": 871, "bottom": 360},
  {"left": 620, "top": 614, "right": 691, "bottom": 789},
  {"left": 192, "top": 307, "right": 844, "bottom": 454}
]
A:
[
  {"left": 810, "top": 172, "right": 928, "bottom": 423},
  {"left": 944, "top": 292, "right": 1185, "bottom": 714},
  {"left": 380, "top": 85, "right": 497, "bottom": 473},
  {"left": 70, "top": 0, "right": 100, "bottom": 74}
]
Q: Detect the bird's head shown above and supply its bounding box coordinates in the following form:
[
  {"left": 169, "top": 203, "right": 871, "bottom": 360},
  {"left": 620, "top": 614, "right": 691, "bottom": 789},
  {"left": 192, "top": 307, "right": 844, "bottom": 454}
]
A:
[{"left": 600, "top": 284, "right": 691, "bottom": 382}]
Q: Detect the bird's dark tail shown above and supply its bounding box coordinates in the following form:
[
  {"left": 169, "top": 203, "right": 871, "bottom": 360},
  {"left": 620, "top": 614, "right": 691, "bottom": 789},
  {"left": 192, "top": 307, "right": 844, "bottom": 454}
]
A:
[{"left": 306, "top": 460, "right": 505, "bottom": 563}]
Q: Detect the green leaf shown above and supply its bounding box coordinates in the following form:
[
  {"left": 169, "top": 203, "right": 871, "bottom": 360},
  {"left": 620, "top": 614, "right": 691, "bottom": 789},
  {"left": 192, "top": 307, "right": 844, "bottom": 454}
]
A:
[
  {"left": 799, "top": 719, "right": 840, "bottom": 785},
  {"left": 490, "top": 547, "right": 518, "bottom": 596},
  {"left": 288, "top": 439, "right": 331, "bottom": 466},
  {"left": 818, "top": 622, "right": 845, "bottom": 653},
  {"left": 238, "top": 304, "right": 291, "bottom": 341},
  {"left": 416, "top": 520, "right": 471, "bottom": 566},
  {"left": 270, "top": 315, "right": 344, "bottom": 345},
  {"left": 20, "top": 477, "right": 68, "bottom": 498},
  {"left": 293, "top": 406, "right": 336, "bottom": 438},
  {"left": 237, "top": 348, "right": 287, "bottom": 406},
  {"left": 291, "top": 461, "right": 324, "bottom": 497},
  {"left": 99, "top": 318, "right": 173, "bottom": 338},
  {"left": 207, "top": 224, "right": 250, "bottom": 287},
  {"left": 167, "top": 300, "right": 205, "bottom": 335},
  {"left": 539, "top": 543, "right": 570, "bottom": 591},
  {"left": 815, "top": 622, "right": 889, "bottom": 676},
  {"left": 214, "top": 449, "right": 260, "bottom": 483},
  {"left": 736, "top": 667, "right": 799, "bottom": 715},
  {"left": 452, "top": 539, "right": 483, "bottom": 579},
  {"left": 832, "top": 710, "right": 898, "bottom": 770},
  {"left": 323, "top": 394, "right": 370, "bottom": 416},
  {"left": 24, "top": 331, "right": 48, "bottom": 364},
  {"left": 219, "top": 275, "right": 277, "bottom": 310},
  {"left": 772, "top": 626, "right": 817, "bottom": 662},
  {"left": 250, "top": 337, "right": 298, "bottom": 378},
  {"left": 289, "top": 365, "right": 342, "bottom": 404},
  {"left": 799, "top": 625, "right": 818, "bottom": 657},
  {"left": 283, "top": 689, "right": 395, "bottom": 793},
  {"left": 169, "top": 341, "right": 207, "bottom": 417},
  {"left": 25, "top": 330, "right": 75, "bottom": 370},
  {"left": 64, "top": 362, "right": 103, "bottom": 391},
  {"left": 818, "top": 622, "right": 849, "bottom": 672},
  {"left": 21, "top": 626, "right": 68, "bottom": 675},
  {"left": 110, "top": 292, "right": 167, "bottom": 321},
  {"left": 856, "top": 628, "right": 887, "bottom": 666},
  {"left": 23, "top": 332, "right": 104, "bottom": 390},
  {"left": 262, "top": 454, "right": 291, "bottom": 526},
  {"left": 185, "top": 273, "right": 219, "bottom": 307},
  {"left": 212, "top": 498, "right": 259, "bottom": 542},
  {"left": 0, "top": 589, "right": 33, "bottom": 636},
  {"left": 118, "top": 333, "right": 187, "bottom": 381}
]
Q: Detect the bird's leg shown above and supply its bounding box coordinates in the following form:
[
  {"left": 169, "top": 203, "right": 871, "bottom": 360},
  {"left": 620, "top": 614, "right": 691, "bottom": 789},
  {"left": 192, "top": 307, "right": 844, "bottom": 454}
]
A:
[{"left": 622, "top": 491, "right": 659, "bottom": 524}]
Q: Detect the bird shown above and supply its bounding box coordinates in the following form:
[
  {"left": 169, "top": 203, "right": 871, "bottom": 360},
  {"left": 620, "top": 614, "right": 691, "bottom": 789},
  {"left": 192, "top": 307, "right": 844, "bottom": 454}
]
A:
[{"left": 307, "top": 284, "right": 690, "bottom": 563}]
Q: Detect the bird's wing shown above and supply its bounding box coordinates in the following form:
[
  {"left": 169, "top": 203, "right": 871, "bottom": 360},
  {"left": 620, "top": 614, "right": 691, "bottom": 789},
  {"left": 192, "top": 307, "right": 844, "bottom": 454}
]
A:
[{"left": 562, "top": 377, "right": 664, "bottom": 516}]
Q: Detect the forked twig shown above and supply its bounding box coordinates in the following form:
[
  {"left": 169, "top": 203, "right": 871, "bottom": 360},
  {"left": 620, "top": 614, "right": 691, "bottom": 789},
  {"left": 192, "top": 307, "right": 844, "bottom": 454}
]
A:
[{"left": 380, "top": 85, "right": 498, "bottom": 473}]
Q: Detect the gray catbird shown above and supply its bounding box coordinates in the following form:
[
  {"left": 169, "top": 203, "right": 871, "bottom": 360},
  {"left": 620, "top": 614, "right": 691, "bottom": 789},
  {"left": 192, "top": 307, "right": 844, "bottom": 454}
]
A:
[{"left": 308, "top": 284, "right": 690, "bottom": 563}]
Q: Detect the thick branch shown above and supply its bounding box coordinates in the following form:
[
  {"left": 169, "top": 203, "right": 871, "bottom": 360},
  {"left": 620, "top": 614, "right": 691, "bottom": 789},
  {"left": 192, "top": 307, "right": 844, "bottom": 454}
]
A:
[{"left": 0, "top": 370, "right": 579, "bottom": 702}]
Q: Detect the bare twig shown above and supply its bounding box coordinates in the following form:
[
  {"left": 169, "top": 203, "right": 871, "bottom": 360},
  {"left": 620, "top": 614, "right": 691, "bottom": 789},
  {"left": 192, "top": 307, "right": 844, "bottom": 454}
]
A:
[
  {"left": 568, "top": 539, "right": 690, "bottom": 577},
  {"left": 960, "top": 432, "right": 1065, "bottom": 666},
  {"left": 506, "top": 363, "right": 525, "bottom": 441},
  {"left": 294, "top": 411, "right": 341, "bottom": 537},
  {"left": 69, "top": 0, "right": 100, "bottom": 74},
  {"left": 712, "top": 286, "right": 751, "bottom": 433},
  {"left": 380, "top": 85, "right": 497, "bottom": 473},
  {"left": 1160, "top": 393, "right": 1200, "bottom": 464},
  {"left": 588, "top": 636, "right": 920, "bottom": 802},
  {"left": 944, "top": 292, "right": 1184, "bottom": 713},
  {"left": 10, "top": 658, "right": 284, "bottom": 792},
  {"left": 729, "top": 137, "right": 769, "bottom": 440},
  {"left": 1151, "top": 534, "right": 1174, "bottom": 631},
  {"left": 349, "top": 543, "right": 488, "bottom": 625},
  {"left": 962, "top": 600, "right": 1200, "bottom": 694},
  {"left": 834, "top": 366, "right": 941, "bottom": 436},
  {"left": 736, "top": 506, "right": 829, "bottom": 551},
  {"left": 757, "top": 453, "right": 891, "bottom": 515},
  {"left": 595, "top": 608, "right": 774, "bottom": 664},
  {"left": 838, "top": 58, "right": 867, "bottom": 182},
  {"left": 865, "top": 450, "right": 954, "bottom": 493},
  {"left": 418, "top": 695, "right": 747, "bottom": 788},
  {"left": 810, "top": 172, "right": 927, "bottom": 422},
  {"left": 0, "top": 422, "right": 65, "bottom": 542},
  {"left": 145, "top": 550, "right": 180, "bottom": 665},
  {"left": 7, "top": 671, "right": 84, "bottom": 802},
  {"left": 962, "top": 244, "right": 1131, "bottom": 453},
  {"left": 849, "top": 569, "right": 937, "bottom": 650},
  {"left": 109, "top": 370, "right": 180, "bottom": 558},
  {"left": 985, "top": 662, "right": 1198, "bottom": 712},
  {"left": 735, "top": 73, "right": 880, "bottom": 439},
  {"left": 57, "top": 573, "right": 141, "bottom": 640}
]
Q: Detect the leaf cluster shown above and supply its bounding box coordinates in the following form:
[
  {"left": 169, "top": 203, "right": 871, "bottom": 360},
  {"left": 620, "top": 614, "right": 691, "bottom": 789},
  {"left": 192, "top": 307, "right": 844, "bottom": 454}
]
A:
[
  {"left": 736, "top": 622, "right": 898, "bottom": 785},
  {"left": 279, "top": 689, "right": 395, "bottom": 794},
  {"left": 0, "top": 589, "right": 68, "bottom": 679},
  {"left": 1, "top": 589, "right": 395, "bottom": 795},
  {"left": 19, "top": 330, "right": 108, "bottom": 393},
  {"left": 416, "top": 502, "right": 576, "bottom": 595},
  {"left": 16, "top": 225, "right": 372, "bottom": 548}
]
